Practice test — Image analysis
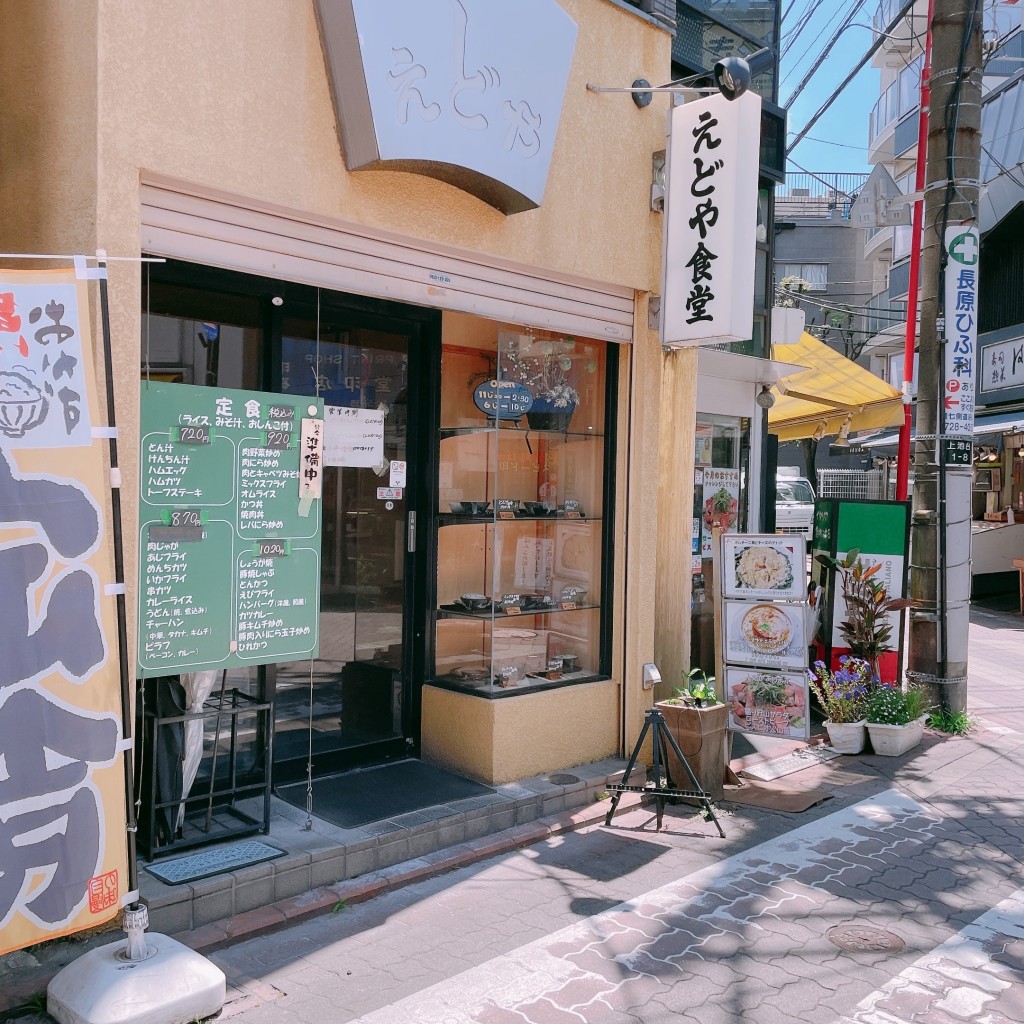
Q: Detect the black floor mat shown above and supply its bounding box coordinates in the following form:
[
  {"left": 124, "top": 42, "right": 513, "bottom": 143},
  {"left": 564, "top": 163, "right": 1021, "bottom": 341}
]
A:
[{"left": 275, "top": 760, "right": 495, "bottom": 828}]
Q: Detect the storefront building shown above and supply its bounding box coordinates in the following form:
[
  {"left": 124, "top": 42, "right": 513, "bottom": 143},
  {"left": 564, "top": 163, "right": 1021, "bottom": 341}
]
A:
[{"left": 2, "top": 0, "right": 699, "bottom": 867}]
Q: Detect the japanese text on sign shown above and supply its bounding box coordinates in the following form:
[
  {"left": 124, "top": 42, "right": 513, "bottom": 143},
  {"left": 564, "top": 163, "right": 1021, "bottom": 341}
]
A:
[
  {"left": 943, "top": 226, "right": 979, "bottom": 441},
  {"left": 981, "top": 336, "right": 1024, "bottom": 393},
  {"left": 137, "top": 383, "right": 323, "bottom": 676},
  {"left": 323, "top": 405, "right": 385, "bottom": 467}
]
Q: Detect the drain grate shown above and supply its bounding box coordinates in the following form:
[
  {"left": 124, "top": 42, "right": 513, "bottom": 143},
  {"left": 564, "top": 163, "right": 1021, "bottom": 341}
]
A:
[
  {"left": 548, "top": 773, "right": 581, "bottom": 785},
  {"left": 827, "top": 924, "right": 906, "bottom": 953}
]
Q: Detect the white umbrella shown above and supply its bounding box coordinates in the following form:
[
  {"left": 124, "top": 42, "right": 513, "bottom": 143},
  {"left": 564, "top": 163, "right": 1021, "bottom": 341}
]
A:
[{"left": 177, "top": 669, "right": 221, "bottom": 830}]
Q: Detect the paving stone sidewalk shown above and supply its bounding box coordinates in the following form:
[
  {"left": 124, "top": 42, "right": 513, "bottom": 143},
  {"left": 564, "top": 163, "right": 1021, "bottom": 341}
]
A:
[{"left": 3, "top": 606, "right": 1023, "bottom": 1023}]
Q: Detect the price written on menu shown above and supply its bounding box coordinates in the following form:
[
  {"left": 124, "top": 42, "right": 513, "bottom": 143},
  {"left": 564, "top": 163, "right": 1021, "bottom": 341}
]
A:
[{"left": 137, "top": 382, "right": 324, "bottom": 677}]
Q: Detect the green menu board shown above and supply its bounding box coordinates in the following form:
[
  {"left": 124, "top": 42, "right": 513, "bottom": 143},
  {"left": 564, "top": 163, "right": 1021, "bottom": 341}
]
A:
[{"left": 137, "top": 382, "right": 323, "bottom": 677}]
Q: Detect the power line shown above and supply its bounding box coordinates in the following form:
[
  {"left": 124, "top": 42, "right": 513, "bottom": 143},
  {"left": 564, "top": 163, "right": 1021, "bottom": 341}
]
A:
[{"left": 784, "top": 0, "right": 868, "bottom": 107}]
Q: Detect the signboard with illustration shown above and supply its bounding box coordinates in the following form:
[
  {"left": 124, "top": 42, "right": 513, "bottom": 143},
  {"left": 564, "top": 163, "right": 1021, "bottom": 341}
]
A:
[
  {"left": 725, "top": 667, "right": 808, "bottom": 739},
  {"left": 137, "top": 382, "right": 323, "bottom": 677},
  {"left": 723, "top": 599, "right": 807, "bottom": 672},
  {"left": 721, "top": 535, "right": 806, "bottom": 602},
  {"left": 700, "top": 467, "right": 740, "bottom": 557},
  {"left": 0, "top": 268, "right": 129, "bottom": 955}
]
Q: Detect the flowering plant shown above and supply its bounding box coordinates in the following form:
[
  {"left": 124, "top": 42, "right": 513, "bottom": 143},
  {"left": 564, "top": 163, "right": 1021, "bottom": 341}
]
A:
[
  {"left": 807, "top": 656, "right": 873, "bottom": 724},
  {"left": 500, "top": 336, "right": 594, "bottom": 407},
  {"left": 866, "top": 684, "right": 929, "bottom": 726}
]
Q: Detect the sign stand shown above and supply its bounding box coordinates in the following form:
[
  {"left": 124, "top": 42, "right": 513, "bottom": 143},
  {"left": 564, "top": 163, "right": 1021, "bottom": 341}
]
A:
[
  {"left": 604, "top": 706, "right": 726, "bottom": 837},
  {"left": 48, "top": 254, "right": 225, "bottom": 1024}
]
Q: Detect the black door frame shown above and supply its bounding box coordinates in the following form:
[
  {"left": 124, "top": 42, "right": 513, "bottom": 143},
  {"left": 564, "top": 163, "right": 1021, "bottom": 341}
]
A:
[{"left": 143, "top": 259, "right": 441, "bottom": 781}]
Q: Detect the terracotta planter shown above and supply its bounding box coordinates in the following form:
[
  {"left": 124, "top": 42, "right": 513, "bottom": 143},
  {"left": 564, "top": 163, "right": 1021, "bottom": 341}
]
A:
[
  {"left": 656, "top": 701, "right": 729, "bottom": 801},
  {"left": 866, "top": 715, "right": 928, "bottom": 756},
  {"left": 824, "top": 719, "right": 867, "bottom": 754}
]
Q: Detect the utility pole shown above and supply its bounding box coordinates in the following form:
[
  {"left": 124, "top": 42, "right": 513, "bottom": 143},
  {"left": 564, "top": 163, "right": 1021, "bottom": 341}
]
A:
[{"left": 908, "top": 0, "right": 983, "bottom": 714}]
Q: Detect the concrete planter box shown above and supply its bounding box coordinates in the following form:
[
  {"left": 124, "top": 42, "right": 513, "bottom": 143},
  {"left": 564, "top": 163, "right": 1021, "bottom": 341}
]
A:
[
  {"left": 866, "top": 716, "right": 928, "bottom": 756},
  {"left": 824, "top": 719, "right": 867, "bottom": 754}
]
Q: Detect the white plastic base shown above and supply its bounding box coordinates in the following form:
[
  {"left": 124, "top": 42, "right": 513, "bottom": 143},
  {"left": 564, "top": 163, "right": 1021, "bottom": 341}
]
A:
[{"left": 47, "top": 932, "right": 225, "bottom": 1024}]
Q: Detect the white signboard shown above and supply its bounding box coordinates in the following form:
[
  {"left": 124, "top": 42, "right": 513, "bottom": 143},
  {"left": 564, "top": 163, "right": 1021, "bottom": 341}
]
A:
[
  {"left": 0, "top": 279, "right": 93, "bottom": 447},
  {"left": 323, "top": 406, "right": 385, "bottom": 467},
  {"left": 700, "top": 467, "right": 740, "bottom": 557},
  {"left": 299, "top": 416, "right": 324, "bottom": 502},
  {"left": 942, "top": 226, "right": 979, "bottom": 438},
  {"left": 723, "top": 600, "right": 807, "bottom": 671},
  {"left": 661, "top": 91, "right": 762, "bottom": 347},
  {"left": 725, "top": 667, "right": 810, "bottom": 741},
  {"left": 721, "top": 534, "right": 807, "bottom": 602},
  {"left": 981, "top": 336, "right": 1024, "bottom": 393},
  {"left": 514, "top": 536, "right": 554, "bottom": 592},
  {"left": 315, "top": 0, "right": 577, "bottom": 214}
]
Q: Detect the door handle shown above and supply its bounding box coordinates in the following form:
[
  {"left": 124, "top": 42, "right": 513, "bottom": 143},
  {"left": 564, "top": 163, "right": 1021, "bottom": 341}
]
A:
[{"left": 407, "top": 511, "right": 416, "bottom": 553}]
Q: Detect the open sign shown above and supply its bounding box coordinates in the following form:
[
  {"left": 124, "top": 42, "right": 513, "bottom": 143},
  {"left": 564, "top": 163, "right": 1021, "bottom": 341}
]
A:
[{"left": 473, "top": 380, "right": 534, "bottom": 420}]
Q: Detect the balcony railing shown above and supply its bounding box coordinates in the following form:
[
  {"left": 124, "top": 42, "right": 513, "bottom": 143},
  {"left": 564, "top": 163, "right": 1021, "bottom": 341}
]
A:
[
  {"left": 868, "top": 55, "right": 923, "bottom": 148},
  {"left": 776, "top": 172, "right": 869, "bottom": 220},
  {"left": 889, "top": 259, "right": 912, "bottom": 301}
]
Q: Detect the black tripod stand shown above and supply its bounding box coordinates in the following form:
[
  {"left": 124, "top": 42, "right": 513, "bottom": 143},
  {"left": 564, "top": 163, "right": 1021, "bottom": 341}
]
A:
[{"left": 604, "top": 706, "right": 725, "bottom": 837}]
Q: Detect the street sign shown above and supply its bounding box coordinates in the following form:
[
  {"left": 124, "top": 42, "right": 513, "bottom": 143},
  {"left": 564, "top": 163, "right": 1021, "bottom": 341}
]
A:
[{"left": 942, "top": 225, "right": 979, "bottom": 461}]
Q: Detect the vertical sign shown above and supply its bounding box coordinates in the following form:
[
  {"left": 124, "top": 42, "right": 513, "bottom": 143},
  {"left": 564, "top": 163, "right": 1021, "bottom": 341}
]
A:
[
  {"left": 0, "top": 268, "right": 128, "bottom": 955},
  {"left": 137, "top": 383, "right": 323, "bottom": 676},
  {"left": 661, "top": 91, "right": 762, "bottom": 347},
  {"left": 943, "top": 226, "right": 979, "bottom": 465}
]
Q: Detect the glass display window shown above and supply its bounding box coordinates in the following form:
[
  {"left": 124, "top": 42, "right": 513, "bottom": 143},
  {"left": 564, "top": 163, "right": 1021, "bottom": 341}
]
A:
[{"left": 433, "top": 316, "right": 613, "bottom": 696}]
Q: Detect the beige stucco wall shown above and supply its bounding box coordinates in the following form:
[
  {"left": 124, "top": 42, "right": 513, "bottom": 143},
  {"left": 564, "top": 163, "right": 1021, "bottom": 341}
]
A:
[
  {"left": 422, "top": 678, "right": 620, "bottom": 785},
  {"left": 1, "top": 0, "right": 693, "bottom": 779}
]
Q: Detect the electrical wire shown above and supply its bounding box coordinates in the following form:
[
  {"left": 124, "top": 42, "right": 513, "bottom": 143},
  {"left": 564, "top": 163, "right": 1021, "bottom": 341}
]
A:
[{"left": 784, "top": 0, "right": 868, "bottom": 109}]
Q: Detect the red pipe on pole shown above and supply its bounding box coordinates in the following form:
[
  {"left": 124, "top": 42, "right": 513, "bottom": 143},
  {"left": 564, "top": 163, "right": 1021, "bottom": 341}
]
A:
[{"left": 895, "top": 0, "right": 935, "bottom": 502}]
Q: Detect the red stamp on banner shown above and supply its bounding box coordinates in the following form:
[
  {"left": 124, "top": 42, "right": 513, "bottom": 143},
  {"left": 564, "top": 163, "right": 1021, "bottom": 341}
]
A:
[{"left": 88, "top": 870, "right": 119, "bottom": 914}]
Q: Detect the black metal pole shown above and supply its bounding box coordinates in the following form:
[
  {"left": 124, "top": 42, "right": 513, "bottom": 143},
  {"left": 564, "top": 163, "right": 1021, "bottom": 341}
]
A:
[{"left": 95, "top": 254, "right": 140, "bottom": 903}]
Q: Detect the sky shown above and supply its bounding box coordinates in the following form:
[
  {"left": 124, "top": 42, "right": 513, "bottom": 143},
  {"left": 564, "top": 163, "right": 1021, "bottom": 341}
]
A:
[{"left": 780, "top": 3, "right": 881, "bottom": 176}]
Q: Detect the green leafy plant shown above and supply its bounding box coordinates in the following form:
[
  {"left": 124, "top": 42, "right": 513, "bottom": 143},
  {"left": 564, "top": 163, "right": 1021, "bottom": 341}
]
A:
[
  {"left": 816, "top": 550, "right": 914, "bottom": 680},
  {"left": 664, "top": 668, "right": 720, "bottom": 707},
  {"left": 808, "top": 657, "right": 872, "bottom": 723},
  {"left": 928, "top": 707, "right": 974, "bottom": 735},
  {"left": 866, "top": 684, "right": 929, "bottom": 726},
  {"left": 331, "top": 899, "right": 349, "bottom": 915}
]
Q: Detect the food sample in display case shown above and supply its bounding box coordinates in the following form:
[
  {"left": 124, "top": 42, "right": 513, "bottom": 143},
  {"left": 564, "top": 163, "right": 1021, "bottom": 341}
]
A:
[{"left": 432, "top": 318, "right": 611, "bottom": 695}]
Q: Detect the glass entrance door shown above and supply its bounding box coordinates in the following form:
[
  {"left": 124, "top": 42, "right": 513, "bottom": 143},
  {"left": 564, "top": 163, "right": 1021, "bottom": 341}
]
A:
[{"left": 272, "top": 303, "right": 429, "bottom": 778}]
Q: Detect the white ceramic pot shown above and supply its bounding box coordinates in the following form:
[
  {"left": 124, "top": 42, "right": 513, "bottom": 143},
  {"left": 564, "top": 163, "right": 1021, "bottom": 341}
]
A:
[
  {"left": 824, "top": 719, "right": 867, "bottom": 754},
  {"left": 866, "top": 715, "right": 929, "bottom": 756}
]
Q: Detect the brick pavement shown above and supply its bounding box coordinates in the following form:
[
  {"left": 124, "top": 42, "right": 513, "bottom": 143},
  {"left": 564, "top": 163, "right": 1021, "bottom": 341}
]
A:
[{"left": 4, "top": 605, "right": 1024, "bottom": 1023}]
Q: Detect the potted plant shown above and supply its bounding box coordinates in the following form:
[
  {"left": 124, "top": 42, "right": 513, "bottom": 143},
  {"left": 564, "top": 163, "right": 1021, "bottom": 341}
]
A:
[
  {"left": 499, "top": 335, "right": 594, "bottom": 432},
  {"left": 865, "top": 684, "right": 930, "bottom": 756},
  {"left": 815, "top": 549, "right": 913, "bottom": 682},
  {"left": 807, "top": 657, "right": 872, "bottom": 753},
  {"left": 657, "top": 669, "right": 727, "bottom": 801}
]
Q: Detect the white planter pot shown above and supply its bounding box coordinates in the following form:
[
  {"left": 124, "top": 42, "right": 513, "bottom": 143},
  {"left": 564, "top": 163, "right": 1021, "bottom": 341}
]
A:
[
  {"left": 824, "top": 719, "right": 867, "bottom": 754},
  {"left": 866, "top": 716, "right": 929, "bottom": 756}
]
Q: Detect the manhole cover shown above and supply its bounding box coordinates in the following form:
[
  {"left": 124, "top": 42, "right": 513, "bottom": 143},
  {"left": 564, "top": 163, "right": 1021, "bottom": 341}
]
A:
[
  {"left": 549, "top": 773, "right": 581, "bottom": 785},
  {"left": 827, "top": 924, "right": 906, "bottom": 953}
]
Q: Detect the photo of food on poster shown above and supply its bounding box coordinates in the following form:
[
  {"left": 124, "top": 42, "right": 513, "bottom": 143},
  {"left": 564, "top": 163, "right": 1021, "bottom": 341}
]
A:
[
  {"left": 723, "top": 599, "right": 807, "bottom": 670},
  {"left": 700, "top": 467, "right": 740, "bottom": 557},
  {"left": 721, "top": 534, "right": 806, "bottom": 601},
  {"left": 725, "top": 667, "right": 809, "bottom": 740}
]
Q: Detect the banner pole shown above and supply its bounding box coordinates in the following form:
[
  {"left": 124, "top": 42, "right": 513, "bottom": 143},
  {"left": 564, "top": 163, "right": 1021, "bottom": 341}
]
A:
[{"left": 94, "top": 251, "right": 140, "bottom": 905}]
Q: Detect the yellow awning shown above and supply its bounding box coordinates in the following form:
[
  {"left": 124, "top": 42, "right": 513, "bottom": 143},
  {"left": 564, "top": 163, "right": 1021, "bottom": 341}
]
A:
[{"left": 768, "top": 331, "right": 904, "bottom": 442}]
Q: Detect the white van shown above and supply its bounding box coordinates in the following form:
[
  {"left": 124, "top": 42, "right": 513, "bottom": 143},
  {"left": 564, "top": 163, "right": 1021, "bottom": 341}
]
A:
[{"left": 775, "top": 469, "right": 815, "bottom": 541}]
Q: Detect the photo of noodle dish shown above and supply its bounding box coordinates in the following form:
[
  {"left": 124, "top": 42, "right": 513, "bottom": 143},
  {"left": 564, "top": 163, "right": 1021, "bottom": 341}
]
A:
[
  {"left": 739, "top": 604, "right": 794, "bottom": 654},
  {"left": 734, "top": 544, "right": 794, "bottom": 591}
]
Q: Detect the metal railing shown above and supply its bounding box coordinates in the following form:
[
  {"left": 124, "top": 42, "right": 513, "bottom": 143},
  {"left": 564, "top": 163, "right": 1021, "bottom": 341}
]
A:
[
  {"left": 817, "top": 468, "right": 886, "bottom": 501},
  {"left": 776, "top": 172, "right": 869, "bottom": 220}
]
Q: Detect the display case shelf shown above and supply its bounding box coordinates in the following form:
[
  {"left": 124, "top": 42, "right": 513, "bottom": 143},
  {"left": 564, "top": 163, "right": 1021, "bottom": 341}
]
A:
[{"left": 431, "top": 327, "right": 610, "bottom": 696}]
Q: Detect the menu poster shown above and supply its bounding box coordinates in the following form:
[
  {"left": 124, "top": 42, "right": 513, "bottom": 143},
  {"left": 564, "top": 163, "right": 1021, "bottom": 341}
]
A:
[
  {"left": 723, "top": 600, "right": 806, "bottom": 671},
  {"left": 137, "top": 382, "right": 323, "bottom": 677},
  {"left": 725, "top": 667, "right": 810, "bottom": 740},
  {"left": 700, "top": 467, "right": 740, "bottom": 557},
  {"left": 721, "top": 534, "right": 806, "bottom": 601},
  {"left": 694, "top": 422, "right": 714, "bottom": 466}
]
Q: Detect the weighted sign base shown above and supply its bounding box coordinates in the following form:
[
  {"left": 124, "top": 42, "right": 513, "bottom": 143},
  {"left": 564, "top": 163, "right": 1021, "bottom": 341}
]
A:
[{"left": 47, "top": 932, "right": 225, "bottom": 1024}]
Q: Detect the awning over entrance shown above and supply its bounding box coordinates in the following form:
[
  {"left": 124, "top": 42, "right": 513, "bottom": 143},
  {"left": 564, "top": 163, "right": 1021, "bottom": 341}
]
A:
[{"left": 768, "top": 332, "right": 904, "bottom": 442}]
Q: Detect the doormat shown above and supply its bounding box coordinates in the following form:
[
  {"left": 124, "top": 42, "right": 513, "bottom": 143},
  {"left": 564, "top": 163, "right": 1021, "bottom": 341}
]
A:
[
  {"left": 144, "top": 839, "right": 286, "bottom": 886},
  {"left": 275, "top": 760, "right": 495, "bottom": 830},
  {"left": 738, "top": 746, "right": 843, "bottom": 782},
  {"left": 723, "top": 782, "right": 834, "bottom": 813}
]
